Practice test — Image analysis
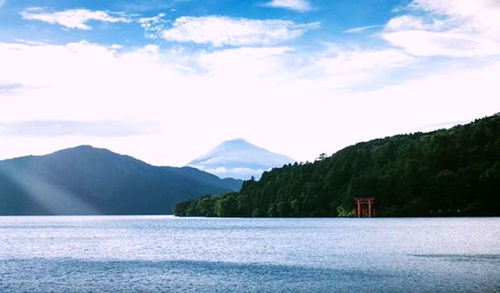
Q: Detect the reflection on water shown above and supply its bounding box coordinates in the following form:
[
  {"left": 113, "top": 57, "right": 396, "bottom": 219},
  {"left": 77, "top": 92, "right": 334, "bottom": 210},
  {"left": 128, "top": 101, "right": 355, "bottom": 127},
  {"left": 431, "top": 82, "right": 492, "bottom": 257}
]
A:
[
  {"left": 0, "top": 216, "right": 499, "bottom": 292},
  {"left": 411, "top": 254, "right": 500, "bottom": 262}
]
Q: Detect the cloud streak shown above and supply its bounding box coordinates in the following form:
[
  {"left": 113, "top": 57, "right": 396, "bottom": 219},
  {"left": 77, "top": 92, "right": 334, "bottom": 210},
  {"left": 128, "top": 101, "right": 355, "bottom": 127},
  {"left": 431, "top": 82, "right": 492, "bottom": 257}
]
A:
[
  {"left": 161, "top": 16, "right": 320, "bottom": 46},
  {"left": 21, "top": 8, "right": 131, "bottom": 30},
  {"left": 202, "top": 166, "right": 266, "bottom": 180},
  {"left": 0, "top": 120, "right": 160, "bottom": 137},
  {"left": 0, "top": 82, "right": 25, "bottom": 95},
  {"left": 343, "top": 25, "right": 382, "bottom": 34}
]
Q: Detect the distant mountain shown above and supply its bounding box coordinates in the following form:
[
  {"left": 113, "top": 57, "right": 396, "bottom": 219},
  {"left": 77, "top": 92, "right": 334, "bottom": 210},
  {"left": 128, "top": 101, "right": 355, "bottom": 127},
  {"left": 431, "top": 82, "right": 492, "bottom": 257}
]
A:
[
  {"left": 188, "top": 138, "right": 295, "bottom": 180},
  {"left": 0, "top": 145, "right": 242, "bottom": 215}
]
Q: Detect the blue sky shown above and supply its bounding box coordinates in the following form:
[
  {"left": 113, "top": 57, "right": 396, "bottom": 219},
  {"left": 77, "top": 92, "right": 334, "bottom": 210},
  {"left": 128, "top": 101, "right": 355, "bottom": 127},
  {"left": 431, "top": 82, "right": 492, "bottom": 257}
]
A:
[
  {"left": 0, "top": 0, "right": 499, "bottom": 166},
  {"left": 0, "top": 0, "right": 403, "bottom": 49}
]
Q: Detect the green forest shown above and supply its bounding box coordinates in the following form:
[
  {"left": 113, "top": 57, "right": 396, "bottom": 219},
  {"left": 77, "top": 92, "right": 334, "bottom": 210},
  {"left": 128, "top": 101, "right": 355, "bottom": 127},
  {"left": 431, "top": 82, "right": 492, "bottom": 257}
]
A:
[{"left": 175, "top": 115, "right": 500, "bottom": 217}]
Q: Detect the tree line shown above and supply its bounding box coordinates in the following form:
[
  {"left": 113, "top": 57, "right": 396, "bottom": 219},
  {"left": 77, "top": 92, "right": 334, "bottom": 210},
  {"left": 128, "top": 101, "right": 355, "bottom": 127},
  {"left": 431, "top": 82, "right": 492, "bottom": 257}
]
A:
[{"left": 175, "top": 115, "right": 500, "bottom": 217}]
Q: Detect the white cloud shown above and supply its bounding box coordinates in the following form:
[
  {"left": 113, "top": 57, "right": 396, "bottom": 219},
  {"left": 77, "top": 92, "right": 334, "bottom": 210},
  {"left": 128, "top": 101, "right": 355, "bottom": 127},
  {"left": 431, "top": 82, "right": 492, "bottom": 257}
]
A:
[
  {"left": 410, "top": 0, "right": 500, "bottom": 31},
  {"left": 385, "top": 15, "right": 432, "bottom": 31},
  {"left": 161, "top": 16, "right": 320, "bottom": 46},
  {"left": 139, "top": 13, "right": 166, "bottom": 39},
  {"left": 312, "top": 47, "right": 415, "bottom": 88},
  {"left": 264, "top": 0, "right": 311, "bottom": 12},
  {"left": 196, "top": 46, "right": 292, "bottom": 78},
  {"left": 382, "top": 0, "right": 500, "bottom": 57},
  {"left": 0, "top": 40, "right": 498, "bottom": 167},
  {"left": 21, "top": 8, "right": 131, "bottom": 30},
  {"left": 383, "top": 30, "right": 500, "bottom": 57}
]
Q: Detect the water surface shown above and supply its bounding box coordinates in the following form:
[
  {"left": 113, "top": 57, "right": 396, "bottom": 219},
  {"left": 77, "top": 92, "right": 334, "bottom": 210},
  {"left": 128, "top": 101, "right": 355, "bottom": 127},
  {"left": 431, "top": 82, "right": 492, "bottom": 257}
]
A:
[{"left": 1, "top": 216, "right": 499, "bottom": 292}]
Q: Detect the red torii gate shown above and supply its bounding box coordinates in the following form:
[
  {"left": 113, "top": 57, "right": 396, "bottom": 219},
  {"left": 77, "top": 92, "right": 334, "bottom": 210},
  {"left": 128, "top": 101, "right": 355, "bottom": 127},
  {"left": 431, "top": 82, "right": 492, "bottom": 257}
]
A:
[{"left": 353, "top": 197, "right": 375, "bottom": 218}]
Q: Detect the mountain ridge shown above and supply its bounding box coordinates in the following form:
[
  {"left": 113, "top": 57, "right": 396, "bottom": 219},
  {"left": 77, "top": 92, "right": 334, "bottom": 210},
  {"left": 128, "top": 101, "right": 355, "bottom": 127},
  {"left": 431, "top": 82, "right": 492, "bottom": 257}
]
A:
[{"left": 0, "top": 145, "right": 242, "bottom": 215}]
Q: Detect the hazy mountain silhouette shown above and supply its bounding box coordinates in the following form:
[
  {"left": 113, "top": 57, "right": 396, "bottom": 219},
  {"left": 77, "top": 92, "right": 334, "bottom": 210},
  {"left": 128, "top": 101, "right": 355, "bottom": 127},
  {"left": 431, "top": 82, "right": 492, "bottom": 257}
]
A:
[
  {"left": 188, "top": 138, "right": 295, "bottom": 180},
  {"left": 0, "top": 145, "right": 242, "bottom": 215}
]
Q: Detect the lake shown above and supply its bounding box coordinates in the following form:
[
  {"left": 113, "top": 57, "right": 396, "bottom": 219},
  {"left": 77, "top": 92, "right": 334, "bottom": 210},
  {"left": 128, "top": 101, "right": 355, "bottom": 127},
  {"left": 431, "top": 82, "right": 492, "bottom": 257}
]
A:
[{"left": 0, "top": 216, "right": 499, "bottom": 292}]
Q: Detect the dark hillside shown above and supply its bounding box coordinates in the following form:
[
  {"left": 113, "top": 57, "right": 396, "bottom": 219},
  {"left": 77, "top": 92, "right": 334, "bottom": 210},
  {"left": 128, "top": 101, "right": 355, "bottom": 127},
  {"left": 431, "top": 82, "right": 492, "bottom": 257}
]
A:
[
  {"left": 0, "top": 145, "right": 242, "bottom": 215},
  {"left": 176, "top": 115, "right": 500, "bottom": 217}
]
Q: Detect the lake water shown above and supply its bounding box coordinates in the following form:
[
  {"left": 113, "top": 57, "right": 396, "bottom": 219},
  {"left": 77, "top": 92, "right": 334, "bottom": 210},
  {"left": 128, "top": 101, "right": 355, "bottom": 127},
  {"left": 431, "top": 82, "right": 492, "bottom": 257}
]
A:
[{"left": 0, "top": 216, "right": 499, "bottom": 292}]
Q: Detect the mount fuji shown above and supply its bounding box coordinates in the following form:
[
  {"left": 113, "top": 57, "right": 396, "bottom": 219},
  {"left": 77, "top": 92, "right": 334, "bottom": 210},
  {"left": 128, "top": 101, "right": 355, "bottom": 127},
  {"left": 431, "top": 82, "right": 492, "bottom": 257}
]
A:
[{"left": 188, "top": 138, "right": 295, "bottom": 180}]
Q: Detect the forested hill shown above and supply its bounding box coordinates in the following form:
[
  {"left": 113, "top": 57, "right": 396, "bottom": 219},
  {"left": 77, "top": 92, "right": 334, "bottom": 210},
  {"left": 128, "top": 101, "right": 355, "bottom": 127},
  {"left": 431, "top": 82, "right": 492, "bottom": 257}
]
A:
[{"left": 175, "top": 115, "right": 500, "bottom": 217}]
